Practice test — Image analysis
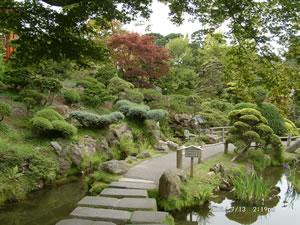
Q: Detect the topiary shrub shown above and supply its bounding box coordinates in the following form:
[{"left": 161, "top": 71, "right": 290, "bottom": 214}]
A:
[
  {"left": 257, "top": 103, "right": 286, "bottom": 136},
  {"left": 70, "top": 111, "right": 124, "bottom": 128},
  {"left": 284, "top": 119, "right": 299, "bottom": 136},
  {"left": 2, "top": 69, "right": 33, "bottom": 89},
  {"left": 107, "top": 77, "right": 134, "bottom": 94},
  {"left": 30, "top": 108, "right": 76, "bottom": 138},
  {"left": 118, "top": 88, "right": 144, "bottom": 103},
  {"left": 20, "top": 89, "right": 46, "bottom": 110},
  {"left": 0, "top": 102, "right": 11, "bottom": 122},
  {"left": 147, "top": 109, "right": 168, "bottom": 121},
  {"left": 233, "top": 102, "right": 257, "bottom": 110},
  {"left": 52, "top": 120, "right": 77, "bottom": 137},
  {"left": 63, "top": 89, "right": 81, "bottom": 104},
  {"left": 116, "top": 100, "right": 167, "bottom": 121},
  {"left": 227, "top": 108, "right": 283, "bottom": 162}
]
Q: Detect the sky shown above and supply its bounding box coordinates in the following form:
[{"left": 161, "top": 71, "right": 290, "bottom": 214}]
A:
[{"left": 123, "top": 0, "right": 203, "bottom": 37}]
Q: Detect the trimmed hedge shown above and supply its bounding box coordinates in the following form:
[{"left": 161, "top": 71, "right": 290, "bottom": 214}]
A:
[
  {"left": 30, "top": 108, "right": 77, "bottom": 138},
  {"left": 63, "top": 89, "right": 80, "bottom": 104},
  {"left": 70, "top": 111, "right": 124, "bottom": 128}
]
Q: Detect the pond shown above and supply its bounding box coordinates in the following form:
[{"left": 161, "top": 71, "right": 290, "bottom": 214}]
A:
[
  {"left": 0, "top": 167, "right": 299, "bottom": 225},
  {"left": 173, "top": 166, "right": 300, "bottom": 225},
  {"left": 0, "top": 180, "right": 87, "bottom": 225}
]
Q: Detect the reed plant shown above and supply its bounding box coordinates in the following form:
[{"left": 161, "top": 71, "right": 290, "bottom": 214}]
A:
[{"left": 231, "top": 171, "right": 271, "bottom": 204}]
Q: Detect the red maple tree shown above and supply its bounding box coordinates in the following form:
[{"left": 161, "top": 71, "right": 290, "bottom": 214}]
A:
[{"left": 107, "top": 32, "right": 170, "bottom": 87}]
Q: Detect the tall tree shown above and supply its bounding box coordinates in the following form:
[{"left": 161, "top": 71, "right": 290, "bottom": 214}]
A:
[{"left": 107, "top": 32, "right": 170, "bottom": 87}]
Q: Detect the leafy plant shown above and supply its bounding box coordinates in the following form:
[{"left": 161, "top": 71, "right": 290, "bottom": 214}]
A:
[
  {"left": 63, "top": 89, "right": 81, "bottom": 104},
  {"left": 0, "top": 102, "right": 11, "bottom": 122}
]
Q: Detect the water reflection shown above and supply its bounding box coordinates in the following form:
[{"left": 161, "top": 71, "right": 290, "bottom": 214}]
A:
[
  {"left": 174, "top": 167, "right": 300, "bottom": 225},
  {"left": 0, "top": 180, "right": 87, "bottom": 225}
]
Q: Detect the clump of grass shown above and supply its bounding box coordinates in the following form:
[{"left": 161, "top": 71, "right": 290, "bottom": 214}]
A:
[{"left": 231, "top": 171, "right": 271, "bottom": 204}]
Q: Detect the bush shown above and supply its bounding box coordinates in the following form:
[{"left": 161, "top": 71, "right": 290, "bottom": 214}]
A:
[
  {"left": 63, "top": 89, "right": 81, "bottom": 104},
  {"left": 35, "top": 108, "right": 64, "bottom": 121},
  {"left": 257, "top": 103, "right": 286, "bottom": 136},
  {"left": 107, "top": 77, "right": 134, "bottom": 94},
  {"left": 20, "top": 89, "right": 46, "bottom": 110},
  {"left": 142, "top": 88, "right": 163, "bottom": 103},
  {"left": 284, "top": 119, "right": 299, "bottom": 136},
  {"left": 52, "top": 120, "right": 77, "bottom": 137},
  {"left": 95, "top": 63, "right": 118, "bottom": 85},
  {"left": 0, "top": 102, "right": 11, "bottom": 122},
  {"left": 118, "top": 88, "right": 144, "bottom": 103},
  {"left": 233, "top": 102, "right": 257, "bottom": 110},
  {"left": 30, "top": 108, "right": 76, "bottom": 138},
  {"left": 81, "top": 81, "right": 113, "bottom": 107},
  {"left": 70, "top": 111, "right": 124, "bottom": 128},
  {"left": 2, "top": 69, "right": 32, "bottom": 89},
  {"left": 147, "top": 109, "right": 168, "bottom": 121},
  {"left": 227, "top": 108, "right": 283, "bottom": 162},
  {"left": 119, "top": 136, "right": 139, "bottom": 156}
]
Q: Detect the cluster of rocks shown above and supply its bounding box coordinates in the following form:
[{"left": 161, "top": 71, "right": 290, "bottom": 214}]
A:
[{"left": 208, "top": 163, "right": 233, "bottom": 192}]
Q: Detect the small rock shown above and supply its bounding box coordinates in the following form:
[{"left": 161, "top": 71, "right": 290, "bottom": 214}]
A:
[
  {"left": 137, "top": 151, "right": 151, "bottom": 159},
  {"left": 210, "top": 162, "right": 227, "bottom": 176},
  {"left": 101, "top": 160, "right": 130, "bottom": 175},
  {"left": 167, "top": 140, "right": 179, "bottom": 151},
  {"left": 50, "top": 141, "right": 62, "bottom": 153},
  {"left": 155, "top": 140, "right": 169, "bottom": 152},
  {"left": 207, "top": 171, "right": 215, "bottom": 177}
]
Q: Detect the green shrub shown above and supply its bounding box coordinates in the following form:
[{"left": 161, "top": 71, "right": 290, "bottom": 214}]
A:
[
  {"left": 30, "top": 108, "right": 76, "bottom": 138},
  {"left": 31, "top": 117, "right": 53, "bottom": 132},
  {"left": 119, "top": 88, "right": 144, "bottom": 103},
  {"left": 2, "top": 69, "right": 32, "bottom": 89},
  {"left": 77, "top": 77, "right": 99, "bottom": 88},
  {"left": 119, "top": 136, "right": 139, "bottom": 156},
  {"left": 231, "top": 171, "right": 271, "bottom": 204},
  {"left": 63, "top": 89, "right": 80, "bottom": 104},
  {"left": 95, "top": 63, "right": 118, "bottom": 85},
  {"left": 257, "top": 103, "right": 286, "bottom": 136},
  {"left": 0, "top": 102, "right": 11, "bottom": 122},
  {"left": 107, "top": 77, "right": 134, "bottom": 94},
  {"left": 82, "top": 82, "right": 113, "bottom": 107},
  {"left": 70, "top": 111, "right": 124, "bottom": 128},
  {"left": 142, "top": 88, "right": 163, "bottom": 103},
  {"left": 284, "top": 119, "right": 299, "bottom": 136},
  {"left": 233, "top": 102, "right": 257, "bottom": 110},
  {"left": 227, "top": 108, "right": 284, "bottom": 162},
  {"left": 20, "top": 89, "right": 46, "bottom": 110},
  {"left": 147, "top": 109, "right": 168, "bottom": 121},
  {"left": 52, "top": 120, "right": 77, "bottom": 137}
]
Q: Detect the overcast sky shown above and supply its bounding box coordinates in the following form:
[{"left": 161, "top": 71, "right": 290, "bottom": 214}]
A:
[{"left": 123, "top": 0, "right": 202, "bottom": 36}]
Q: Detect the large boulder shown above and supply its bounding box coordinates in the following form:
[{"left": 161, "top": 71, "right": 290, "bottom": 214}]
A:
[
  {"left": 167, "top": 140, "right": 179, "bottom": 151},
  {"left": 159, "top": 169, "right": 185, "bottom": 199},
  {"left": 106, "top": 123, "right": 133, "bottom": 146},
  {"left": 137, "top": 151, "right": 151, "bottom": 159},
  {"left": 101, "top": 160, "right": 130, "bottom": 175},
  {"left": 70, "top": 135, "right": 97, "bottom": 166}
]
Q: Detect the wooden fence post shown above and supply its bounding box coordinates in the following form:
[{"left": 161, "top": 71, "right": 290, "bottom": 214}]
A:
[
  {"left": 222, "top": 127, "right": 225, "bottom": 142},
  {"left": 287, "top": 134, "right": 292, "bottom": 147},
  {"left": 224, "top": 141, "right": 228, "bottom": 154},
  {"left": 198, "top": 149, "right": 202, "bottom": 164},
  {"left": 176, "top": 149, "right": 183, "bottom": 169}
]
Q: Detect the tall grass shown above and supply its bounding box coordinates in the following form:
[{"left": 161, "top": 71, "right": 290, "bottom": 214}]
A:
[{"left": 231, "top": 172, "right": 271, "bottom": 204}]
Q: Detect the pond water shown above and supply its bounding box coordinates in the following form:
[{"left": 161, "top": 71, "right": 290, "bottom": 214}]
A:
[
  {"left": 0, "top": 180, "right": 87, "bottom": 225},
  {"left": 0, "top": 167, "right": 299, "bottom": 225},
  {"left": 173, "top": 167, "right": 300, "bottom": 225}
]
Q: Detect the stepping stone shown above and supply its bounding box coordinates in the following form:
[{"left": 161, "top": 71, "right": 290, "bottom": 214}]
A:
[
  {"left": 116, "top": 198, "right": 157, "bottom": 211},
  {"left": 120, "top": 178, "right": 156, "bottom": 184},
  {"left": 109, "top": 181, "right": 157, "bottom": 190},
  {"left": 56, "top": 219, "right": 116, "bottom": 225},
  {"left": 100, "top": 188, "right": 148, "bottom": 198},
  {"left": 70, "top": 207, "right": 131, "bottom": 225},
  {"left": 130, "top": 211, "right": 169, "bottom": 224},
  {"left": 78, "top": 196, "right": 118, "bottom": 208}
]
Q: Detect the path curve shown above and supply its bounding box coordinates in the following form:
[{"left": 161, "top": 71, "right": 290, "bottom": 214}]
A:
[{"left": 125, "top": 143, "right": 234, "bottom": 183}]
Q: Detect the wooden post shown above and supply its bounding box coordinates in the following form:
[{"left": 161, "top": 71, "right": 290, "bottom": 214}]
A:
[
  {"left": 224, "top": 141, "right": 228, "bottom": 154},
  {"left": 222, "top": 127, "right": 225, "bottom": 142},
  {"left": 176, "top": 149, "right": 183, "bottom": 169},
  {"left": 190, "top": 157, "right": 194, "bottom": 177},
  {"left": 198, "top": 149, "right": 202, "bottom": 164},
  {"left": 287, "top": 134, "right": 292, "bottom": 147}
]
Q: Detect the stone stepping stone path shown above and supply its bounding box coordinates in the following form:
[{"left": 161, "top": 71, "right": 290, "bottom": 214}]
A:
[
  {"left": 100, "top": 188, "right": 148, "bottom": 198},
  {"left": 55, "top": 179, "right": 171, "bottom": 225},
  {"left": 109, "top": 181, "right": 157, "bottom": 190},
  {"left": 78, "top": 196, "right": 157, "bottom": 211}
]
